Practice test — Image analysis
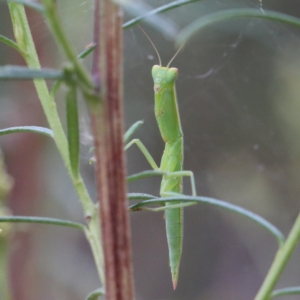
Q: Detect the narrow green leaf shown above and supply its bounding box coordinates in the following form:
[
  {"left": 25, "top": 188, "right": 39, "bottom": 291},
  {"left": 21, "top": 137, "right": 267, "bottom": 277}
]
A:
[
  {"left": 272, "top": 287, "right": 300, "bottom": 298},
  {"left": 129, "top": 195, "right": 285, "bottom": 247},
  {"left": 177, "top": 8, "right": 300, "bottom": 45},
  {"left": 127, "top": 170, "right": 167, "bottom": 183},
  {"left": 7, "top": 0, "right": 45, "bottom": 13},
  {"left": 127, "top": 193, "right": 158, "bottom": 201},
  {"left": 123, "top": 0, "right": 200, "bottom": 30},
  {"left": 0, "top": 126, "right": 53, "bottom": 138},
  {"left": 78, "top": 43, "right": 96, "bottom": 59},
  {"left": 116, "top": 0, "right": 178, "bottom": 38},
  {"left": 0, "top": 34, "right": 20, "bottom": 52},
  {"left": 0, "top": 65, "right": 64, "bottom": 80},
  {"left": 85, "top": 288, "right": 105, "bottom": 300},
  {"left": 124, "top": 120, "right": 143, "bottom": 143},
  {"left": 66, "top": 82, "right": 80, "bottom": 178},
  {"left": 50, "top": 79, "right": 63, "bottom": 97},
  {"left": 49, "top": 44, "right": 96, "bottom": 96},
  {"left": 0, "top": 216, "right": 85, "bottom": 230}
]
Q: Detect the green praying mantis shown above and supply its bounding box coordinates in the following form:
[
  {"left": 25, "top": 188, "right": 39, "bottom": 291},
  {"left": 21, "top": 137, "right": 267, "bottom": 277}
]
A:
[{"left": 125, "top": 31, "right": 197, "bottom": 289}]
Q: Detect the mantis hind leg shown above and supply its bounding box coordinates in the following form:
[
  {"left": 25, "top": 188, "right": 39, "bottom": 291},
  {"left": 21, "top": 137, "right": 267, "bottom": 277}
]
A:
[
  {"left": 143, "top": 201, "right": 197, "bottom": 212},
  {"left": 125, "top": 139, "right": 197, "bottom": 198},
  {"left": 162, "top": 170, "right": 197, "bottom": 196}
]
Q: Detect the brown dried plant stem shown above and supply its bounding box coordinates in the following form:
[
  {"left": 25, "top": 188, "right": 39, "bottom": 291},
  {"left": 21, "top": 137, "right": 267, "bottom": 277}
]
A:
[{"left": 88, "top": 1, "right": 135, "bottom": 299}]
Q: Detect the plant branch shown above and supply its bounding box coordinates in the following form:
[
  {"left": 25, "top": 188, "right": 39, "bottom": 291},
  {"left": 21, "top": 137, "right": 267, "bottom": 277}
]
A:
[
  {"left": 8, "top": 2, "right": 94, "bottom": 216},
  {"left": 7, "top": 1, "right": 105, "bottom": 283},
  {"left": 254, "top": 212, "right": 300, "bottom": 300},
  {"left": 89, "top": 0, "right": 134, "bottom": 298},
  {"left": 40, "top": 0, "right": 93, "bottom": 91}
]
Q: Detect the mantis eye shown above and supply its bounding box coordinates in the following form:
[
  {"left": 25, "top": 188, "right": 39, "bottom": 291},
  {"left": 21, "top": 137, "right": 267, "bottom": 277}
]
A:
[
  {"left": 166, "top": 68, "right": 178, "bottom": 83},
  {"left": 151, "top": 65, "right": 161, "bottom": 78}
]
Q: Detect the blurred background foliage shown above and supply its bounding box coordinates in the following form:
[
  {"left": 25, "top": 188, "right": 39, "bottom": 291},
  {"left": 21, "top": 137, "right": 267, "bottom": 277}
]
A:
[{"left": 1, "top": 0, "right": 300, "bottom": 299}]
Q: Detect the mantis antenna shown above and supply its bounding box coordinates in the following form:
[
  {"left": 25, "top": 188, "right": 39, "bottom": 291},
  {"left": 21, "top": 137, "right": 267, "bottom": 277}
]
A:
[
  {"left": 138, "top": 25, "right": 162, "bottom": 67},
  {"left": 138, "top": 25, "right": 185, "bottom": 68},
  {"left": 166, "top": 42, "right": 185, "bottom": 68}
]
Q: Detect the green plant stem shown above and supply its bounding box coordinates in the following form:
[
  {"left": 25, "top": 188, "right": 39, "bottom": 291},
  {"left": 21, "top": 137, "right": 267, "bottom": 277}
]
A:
[
  {"left": 8, "top": 2, "right": 104, "bottom": 284},
  {"left": 8, "top": 2, "right": 93, "bottom": 215},
  {"left": 41, "top": 0, "right": 93, "bottom": 91},
  {"left": 254, "top": 212, "right": 300, "bottom": 300},
  {"left": 90, "top": 0, "right": 135, "bottom": 298}
]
